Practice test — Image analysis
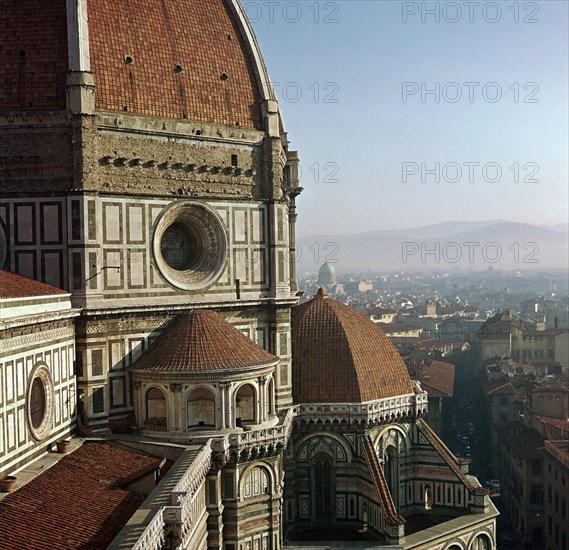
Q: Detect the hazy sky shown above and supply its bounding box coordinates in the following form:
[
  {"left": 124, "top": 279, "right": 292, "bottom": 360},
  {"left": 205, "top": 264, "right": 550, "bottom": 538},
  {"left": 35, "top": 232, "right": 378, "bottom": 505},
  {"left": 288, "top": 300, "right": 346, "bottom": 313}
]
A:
[{"left": 248, "top": 0, "right": 569, "bottom": 236}]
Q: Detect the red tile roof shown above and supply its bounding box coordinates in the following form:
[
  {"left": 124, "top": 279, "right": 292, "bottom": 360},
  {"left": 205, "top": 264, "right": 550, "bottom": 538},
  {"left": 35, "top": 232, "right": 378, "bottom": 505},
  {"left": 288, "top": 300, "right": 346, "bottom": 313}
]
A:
[
  {"left": 131, "top": 309, "right": 278, "bottom": 373},
  {"left": 292, "top": 289, "right": 413, "bottom": 403},
  {"left": 1, "top": 1, "right": 265, "bottom": 127},
  {"left": 532, "top": 383, "right": 569, "bottom": 393},
  {"left": 0, "top": 0, "right": 68, "bottom": 110},
  {"left": 87, "top": 0, "right": 262, "bottom": 127},
  {"left": 0, "top": 269, "right": 68, "bottom": 299},
  {"left": 535, "top": 416, "right": 569, "bottom": 440},
  {"left": 361, "top": 435, "right": 405, "bottom": 525},
  {"left": 408, "top": 360, "right": 455, "bottom": 397},
  {"left": 485, "top": 381, "right": 516, "bottom": 396},
  {"left": 0, "top": 442, "right": 166, "bottom": 550}
]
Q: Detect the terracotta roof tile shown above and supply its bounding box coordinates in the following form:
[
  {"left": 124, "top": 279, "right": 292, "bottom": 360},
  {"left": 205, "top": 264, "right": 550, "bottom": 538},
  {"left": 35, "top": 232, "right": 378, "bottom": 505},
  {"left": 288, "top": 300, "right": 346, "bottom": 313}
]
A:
[
  {"left": 408, "top": 360, "right": 455, "bottom": 397},
  {"left": 292, "top": 290, "right": 413, "bottom": 403},
  {"left": 532, "top": 383, "right": 569, "bottom": 393},
  {"left": 131, "top": 309, "right": 278, "bottom": 373},
  {"left": 535, "top": 416, "right": 569, "bottom": 440},
  {"left": 87, "top": 0, "right": 262, "bottom": 127},
  {"left": 362, "top": 435, "right": 405, "bottom": 525},
  {"left": 0, "top": 269, "right": 68, "bottom": 299},
  {"left": 0, "top": 442, "right": 166, "bottom": 550},
  {"left": 485, "top": 381, "right": 516, "bottom": 396},
  {"left": 0, "top": 0, "right": 68, "bottom": 110}
]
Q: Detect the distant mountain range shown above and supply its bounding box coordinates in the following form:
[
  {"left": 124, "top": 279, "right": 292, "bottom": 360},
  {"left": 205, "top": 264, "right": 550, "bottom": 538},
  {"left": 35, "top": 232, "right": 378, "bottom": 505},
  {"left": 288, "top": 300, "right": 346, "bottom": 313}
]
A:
[{"left": 297, "top": 220, "right": 569, "bottom": 272}]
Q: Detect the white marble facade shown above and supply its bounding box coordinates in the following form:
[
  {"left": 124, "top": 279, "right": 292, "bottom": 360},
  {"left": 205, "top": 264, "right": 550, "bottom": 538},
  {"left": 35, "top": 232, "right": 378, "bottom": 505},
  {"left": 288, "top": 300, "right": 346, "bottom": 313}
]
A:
[{"left": 0, "top": 288, "right": 78, "bottom": 474}]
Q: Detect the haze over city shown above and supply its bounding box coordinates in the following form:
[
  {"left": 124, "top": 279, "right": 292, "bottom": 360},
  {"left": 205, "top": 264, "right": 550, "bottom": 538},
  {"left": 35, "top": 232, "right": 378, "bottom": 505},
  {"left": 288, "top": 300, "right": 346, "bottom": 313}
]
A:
[{"left": 1, "top": 2, "right": 568, "bottom": 550}]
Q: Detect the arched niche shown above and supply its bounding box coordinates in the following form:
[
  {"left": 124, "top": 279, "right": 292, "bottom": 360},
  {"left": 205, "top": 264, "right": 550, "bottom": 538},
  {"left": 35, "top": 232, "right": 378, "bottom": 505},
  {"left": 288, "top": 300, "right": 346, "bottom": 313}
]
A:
[
  {"left": 187, "top": 387, "right": 216, "bottom": 428},
  {"left": 235, "top": 383, "right": 256, "bottom": 426},
  {"left": 145, "top": 387, "right": 167, "bottom": 431},
  {"left": 374, "top": 425, "right": 411, "bottom": 456}
]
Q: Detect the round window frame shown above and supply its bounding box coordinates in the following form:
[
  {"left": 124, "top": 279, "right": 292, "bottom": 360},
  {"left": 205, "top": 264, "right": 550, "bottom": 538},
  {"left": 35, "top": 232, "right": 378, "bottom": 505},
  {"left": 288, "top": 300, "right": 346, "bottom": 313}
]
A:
[
  {"left": 153, "top": 202, "right": 227, "bottom": 291},
  {"left": 26, "top": 363, "right": 55, "bottom": 441}
]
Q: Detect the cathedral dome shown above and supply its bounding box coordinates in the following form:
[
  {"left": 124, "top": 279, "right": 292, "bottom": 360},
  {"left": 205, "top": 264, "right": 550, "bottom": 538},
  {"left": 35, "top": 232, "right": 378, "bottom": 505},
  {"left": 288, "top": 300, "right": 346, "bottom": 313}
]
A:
[
  {"left": 292, "top": 289, "right": 413, "bottom": 403},
  {"left": 131, "top": 309, "right": 278, "bottom": 374},
  {"left": 318, "top": 262, "right": 337, "bottom": 285},
  {"left": 1, "top": 1, "right": 269, "bottom": 128}
]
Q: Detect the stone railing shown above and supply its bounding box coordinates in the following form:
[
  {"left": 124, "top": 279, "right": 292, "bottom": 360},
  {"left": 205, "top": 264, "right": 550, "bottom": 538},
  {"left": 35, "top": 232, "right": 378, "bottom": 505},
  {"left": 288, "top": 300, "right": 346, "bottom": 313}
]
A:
[
  {"left": 131, "top": 441, "right": 214, "bottom": 550},
  {"left": 129, "top": 412, "right": 298, "bottom": 547},
  {"left": 295, "top": 392, "right": 428, "bottom": 426},
  {"left": 227, "top": 407, "right": 295, "bottom": 452},
  {"left": 131, "top": 509, "right": 165, "bottom": 550},
  {"left": 179, "top": 483, "right": 207, "bottom": 543},
  {"left": 172, "top": 440, "right": 214, "bottom": 502}
]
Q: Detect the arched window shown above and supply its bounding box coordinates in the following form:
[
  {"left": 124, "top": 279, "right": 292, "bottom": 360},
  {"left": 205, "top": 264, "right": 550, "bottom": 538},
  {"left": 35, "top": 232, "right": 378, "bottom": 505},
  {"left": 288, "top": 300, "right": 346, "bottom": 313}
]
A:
[
  {"left": 187, "top": 388, "right": 216, "bottom": 428},
  {"left": 312, "top": 453, "right": 335, "bottom": 521},
  {"left": 425, "top": 485, "right": 433, "bottom": 510},
  {"left": 145, "top": 387, "right": 167, "bottom": 431},
  {"left": 471, "top": 534, "right": 491, "bottom": 550},
  {"left": 235, "top": 384, "right": 256, "bottom": 426},
  {"left": 242, "top": 467, "right": 269, "bottom": 499}
]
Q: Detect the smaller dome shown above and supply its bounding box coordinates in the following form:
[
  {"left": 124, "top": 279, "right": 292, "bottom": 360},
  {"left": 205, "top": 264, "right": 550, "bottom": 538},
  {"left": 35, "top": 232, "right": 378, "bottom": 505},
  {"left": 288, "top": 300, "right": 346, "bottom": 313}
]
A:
[
  {"left": 131, "top": 310, "right": 278, "bottom": 373},
  {"left": 292, "top": 290, "right": 413, "bottom": 403},
  {"left": 318, "top": 262, "right": 336, "bottom": 285}
]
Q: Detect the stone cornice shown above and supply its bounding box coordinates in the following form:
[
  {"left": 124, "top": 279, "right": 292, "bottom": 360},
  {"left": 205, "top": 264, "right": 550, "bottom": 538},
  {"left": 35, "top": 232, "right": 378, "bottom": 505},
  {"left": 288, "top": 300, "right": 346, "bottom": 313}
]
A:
[
  {"left": 79, "top": 297, "right": 298, "bottom": 317},
  {"left": 95, "top": 112, "right": 264, "bottom": 145},
  {"left": 129, "top": 364, "right": 276, "bottom": 381},
  {"left": 0, "top": 308, "right": 81, "bottom": 332}
]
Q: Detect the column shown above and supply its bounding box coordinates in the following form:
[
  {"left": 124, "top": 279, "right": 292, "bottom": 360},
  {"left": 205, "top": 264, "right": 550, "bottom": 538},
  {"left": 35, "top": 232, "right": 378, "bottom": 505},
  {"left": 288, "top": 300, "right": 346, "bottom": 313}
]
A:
[
  {"left": 169, "top": 383, "right": 182, "bottom": 431},
  {"left": 219, "top": 383, "right": 228, "bottom": 430},
  {"left": 258, "top": 376, "right": 267, "bottom": 423},
  {"left": 133, "top": 381, "right": 143, "bottom": 428}
]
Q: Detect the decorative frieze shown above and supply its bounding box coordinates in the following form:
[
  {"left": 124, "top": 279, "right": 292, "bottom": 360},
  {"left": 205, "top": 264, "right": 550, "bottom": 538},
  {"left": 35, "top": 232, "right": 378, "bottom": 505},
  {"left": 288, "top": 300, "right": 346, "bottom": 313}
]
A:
[
  {"left": 294, "top": 392, "right": 428, "bottom": 428},
  {"left": 0, "top": 326, "right": 74, "bottom": 354},
  {"left": 98, "top": 154, "right": 256, "bottom": 179}
]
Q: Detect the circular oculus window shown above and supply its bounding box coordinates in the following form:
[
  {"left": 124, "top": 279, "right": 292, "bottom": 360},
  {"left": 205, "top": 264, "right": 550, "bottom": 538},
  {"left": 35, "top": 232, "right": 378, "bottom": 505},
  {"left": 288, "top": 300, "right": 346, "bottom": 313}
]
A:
[
  {"left": 153, "top": 202, "right": 227, "bottom": 291},
  {"left": 26, "top": 363, "right": 55, "bottom": 441}
]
